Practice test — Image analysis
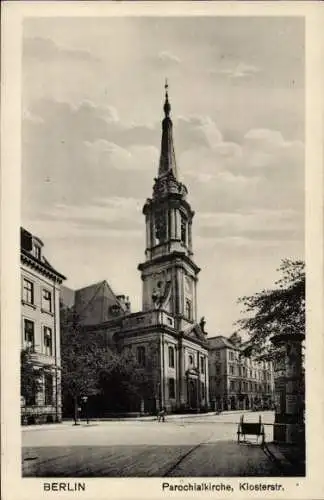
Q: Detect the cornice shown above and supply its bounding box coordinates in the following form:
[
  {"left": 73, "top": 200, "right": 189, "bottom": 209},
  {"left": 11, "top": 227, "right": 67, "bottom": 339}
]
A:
[
  {"left": 21, "top": 251, "right": 66, "bottom": 283},
  {"left": 138, "top": 251, "right": 200, "bottom": 274}
]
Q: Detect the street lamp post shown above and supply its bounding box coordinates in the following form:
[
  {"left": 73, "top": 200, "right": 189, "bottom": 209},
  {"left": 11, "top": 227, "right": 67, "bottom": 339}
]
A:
[{"left": 81, "top": 396, "right": 89, "bottom": 424}]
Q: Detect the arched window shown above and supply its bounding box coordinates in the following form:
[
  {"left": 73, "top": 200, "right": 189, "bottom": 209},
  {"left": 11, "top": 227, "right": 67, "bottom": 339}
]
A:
[
  {"left": 185, "top": 299, "right": 192, "bottom": 320},
  {"left": 180, "top": 214, "right": 187, "bottom": 245},
  {"left": 155, "top": 210, "right": 167, "bottom": 244},
  {"left": 168, "top": 346, "right": 175, "bottom": 368}
]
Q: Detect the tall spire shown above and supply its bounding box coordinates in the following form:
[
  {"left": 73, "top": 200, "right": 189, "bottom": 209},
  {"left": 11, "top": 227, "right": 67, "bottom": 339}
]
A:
[{"left": 158, "top": 80, "right": 178, "bottom": 179}]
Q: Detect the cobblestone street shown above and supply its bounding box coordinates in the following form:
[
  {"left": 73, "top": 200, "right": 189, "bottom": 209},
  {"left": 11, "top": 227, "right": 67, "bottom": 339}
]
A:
[{"left": 22, "top": 411, "right": 302, "bottom": 477}]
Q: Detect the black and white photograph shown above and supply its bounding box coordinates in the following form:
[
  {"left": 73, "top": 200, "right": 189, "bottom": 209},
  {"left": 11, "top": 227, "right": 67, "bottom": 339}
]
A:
[{"left": 1, "top": 2, "right": 324, "bottom": 499}]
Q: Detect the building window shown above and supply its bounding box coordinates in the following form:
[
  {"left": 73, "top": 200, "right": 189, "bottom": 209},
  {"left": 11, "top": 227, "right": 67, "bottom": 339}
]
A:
[
  {"left": 200, "top": 357, "right": 205, "bottom": 374},
  {"left": 23, "top": 279, "right": 34, "bottom": 305},
  {"left": 188, "top": 354, "right": 194, "bottom": 366},
  {"left": 44, "top": 373, "right": 53, "bottom": 405},
  {"left": 136, "top": 346, "right": 146, "bottom": 367},
  {"left": 229, "top": 365, "right": 234, "bottom": 375},
  {"left": 230, "top": 380, "right": 235, "bottom": 392},
  {"left": 34, "top": 245, "right": 41, "bottom": 260},
  {"left": 185, "top": 299, "right": 192, "bottom": 320},
  {"left": 216, "top": 364, "right": 221, "bottom": 375},
  {"left": 42, "top": 289, "right": 52, "bottom": 312},
  {"left": 168, "top": 346, "right": 175, "bottom": 368},
  {"left": 180, "top": 214, "right": 187, "bottom": 245},
  {"left": 26, "top": 391, "right": 36, "bottom": 407},
  {"left": 201, "top": 382, "right": 205, "bottom": 398},
  {"left": 168, "top": 378, "right": 175, "bottom": 399},
  {"left": 229, "top": 351, "right": 234, "bottom": 361},
  {"left": 215, "top": 350, "right": 220, "bottom": 359},
  {"left": 44, "top": 327, "right": 53, "bottom": 356},
  {"left": 155, "top": 210, "right": 167, "bottom": 243},
  {"left": 24, "top": 319, "right": 35, "bottom": 350}
]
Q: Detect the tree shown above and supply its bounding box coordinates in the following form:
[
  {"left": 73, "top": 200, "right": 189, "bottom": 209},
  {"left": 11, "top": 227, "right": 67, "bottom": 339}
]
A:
[
  {"left": 98, "top": 342, "right": 159, "bottom": 414},
  {"left": 61, "top": 327, "right": 111, "bottom": 424},
  {"left": 236, "top": 259, "right": 305, "bottom": 359},
  {"left": 21, "top": 348, "right": 43, "bottom": 405}
]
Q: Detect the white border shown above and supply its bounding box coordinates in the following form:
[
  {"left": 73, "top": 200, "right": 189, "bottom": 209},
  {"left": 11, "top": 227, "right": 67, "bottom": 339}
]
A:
[{"left": 1, "top": 2, "right": 324, "bottom": 500}]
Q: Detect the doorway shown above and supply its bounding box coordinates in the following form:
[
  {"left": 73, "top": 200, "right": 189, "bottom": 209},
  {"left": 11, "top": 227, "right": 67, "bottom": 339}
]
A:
[{"left": 188, "top": 379, "right": 198, "bottom": 409}]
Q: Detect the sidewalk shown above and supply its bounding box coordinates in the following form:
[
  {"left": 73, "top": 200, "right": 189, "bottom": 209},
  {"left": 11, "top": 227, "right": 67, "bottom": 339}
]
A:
[
  {"left": 264, "top": 442, "right": 305, "bottom": 476},
  {"left": 22, "top": 409, "right": 255, "bottom": 430}
]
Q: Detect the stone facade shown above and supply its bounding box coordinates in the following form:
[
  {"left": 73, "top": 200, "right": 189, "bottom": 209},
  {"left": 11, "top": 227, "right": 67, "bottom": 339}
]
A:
[
  {"left": 21, "top": 227, "right": 66, "bottom": 424},
  {"left": 208, "top": 335, "right": 274, "bottom": 411},
  {"left": 115, "top": 311, "right": 209, "bottom": 413}
]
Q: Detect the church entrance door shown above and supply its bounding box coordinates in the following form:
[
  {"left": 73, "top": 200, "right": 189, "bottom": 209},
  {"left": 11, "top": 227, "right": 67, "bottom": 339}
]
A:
[{"left": 188, "top": 379, "right": 198, "bottom": 410}]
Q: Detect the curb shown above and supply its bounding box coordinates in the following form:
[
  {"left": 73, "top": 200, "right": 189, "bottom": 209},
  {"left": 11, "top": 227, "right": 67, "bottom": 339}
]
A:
[
  {"left": 22, "top": 410, "right": 271, "bottom": 429},
  {"left": 263, "top": 443, "right": 295, "bottom": 473}
]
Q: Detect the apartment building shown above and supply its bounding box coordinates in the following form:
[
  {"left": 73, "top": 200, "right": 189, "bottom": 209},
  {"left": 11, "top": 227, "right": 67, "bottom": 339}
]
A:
[
  {"left": 208, "top": 334, "right": 274, "bottom": 411},
  {"left": 21, "top": 227, "right": 66, "bottom": 424}
]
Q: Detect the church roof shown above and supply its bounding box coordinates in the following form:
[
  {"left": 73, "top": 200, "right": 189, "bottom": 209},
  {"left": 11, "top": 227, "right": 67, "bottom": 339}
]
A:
[
  {"left": 62, "top": 280, "right": 129, "bottom": 326},
  {"left": 208, "top": 335, "right": 239, "bottom": 350}
]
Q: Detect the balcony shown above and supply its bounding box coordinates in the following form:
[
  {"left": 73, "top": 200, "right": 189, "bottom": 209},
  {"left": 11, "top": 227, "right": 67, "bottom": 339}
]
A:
[
  {"left": 29, "top": 351, "right": 57, "bottom": 367},
  {"left": 122, "top": 310, "right": 175, "bottom": 330}
]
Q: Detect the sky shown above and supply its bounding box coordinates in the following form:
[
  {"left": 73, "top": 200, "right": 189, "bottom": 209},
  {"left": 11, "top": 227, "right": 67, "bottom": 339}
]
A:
[{"left": 22, "top": 16, "right": 305, "bottom": 336}]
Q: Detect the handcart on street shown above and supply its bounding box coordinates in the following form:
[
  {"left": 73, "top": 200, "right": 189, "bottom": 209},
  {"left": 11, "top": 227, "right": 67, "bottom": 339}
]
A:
[{"left": 237, "top": 414, "right": 265, "bottom": 446}]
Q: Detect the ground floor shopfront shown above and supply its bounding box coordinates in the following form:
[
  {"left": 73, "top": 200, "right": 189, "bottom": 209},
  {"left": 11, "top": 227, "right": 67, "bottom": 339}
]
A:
[
  {"left": 212, "top": 393, "right": 274, "bottom": 412},
  {"left": 21, "top": 366, "right": 62, "bottom": 425}
]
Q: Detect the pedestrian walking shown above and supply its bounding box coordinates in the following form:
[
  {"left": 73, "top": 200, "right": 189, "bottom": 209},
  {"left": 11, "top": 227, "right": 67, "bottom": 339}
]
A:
[{"left": 157, "top": 407, "right": 166, "bottom": 422}]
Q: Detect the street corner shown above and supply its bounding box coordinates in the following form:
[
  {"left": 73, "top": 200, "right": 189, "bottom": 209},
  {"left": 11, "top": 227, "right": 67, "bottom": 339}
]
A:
[{"left": 263, "top": 442, "right": 306, "bottom": 476}]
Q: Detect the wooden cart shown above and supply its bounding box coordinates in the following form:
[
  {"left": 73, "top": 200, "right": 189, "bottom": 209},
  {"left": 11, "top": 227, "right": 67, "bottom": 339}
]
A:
[{"left": 237, "top": 414, "right": 265, "bottom": 446}]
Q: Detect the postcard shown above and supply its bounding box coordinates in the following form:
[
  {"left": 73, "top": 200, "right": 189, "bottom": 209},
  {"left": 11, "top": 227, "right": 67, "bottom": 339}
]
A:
[{"left": 1, "top": 2, "right": 323, "bottom": 500}]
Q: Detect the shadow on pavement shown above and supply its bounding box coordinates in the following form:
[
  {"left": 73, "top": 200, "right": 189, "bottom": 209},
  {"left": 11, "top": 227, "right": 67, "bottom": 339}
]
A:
[{"left": 22, "top": 441, "right": 303, "bottom": 478}]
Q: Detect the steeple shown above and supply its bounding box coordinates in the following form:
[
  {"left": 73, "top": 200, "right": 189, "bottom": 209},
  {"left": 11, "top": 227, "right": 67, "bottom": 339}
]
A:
[
  {"left": 139, "top": 84, "right": 200, "bottom": 330},
  {"left": 158, "top": 80, "right": 178, "bottom": 179}
]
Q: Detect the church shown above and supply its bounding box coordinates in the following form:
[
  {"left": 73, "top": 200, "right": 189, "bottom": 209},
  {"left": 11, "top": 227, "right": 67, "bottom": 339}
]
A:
[{"left": 61, "top": 86, "right": 209, "bottom": 413}]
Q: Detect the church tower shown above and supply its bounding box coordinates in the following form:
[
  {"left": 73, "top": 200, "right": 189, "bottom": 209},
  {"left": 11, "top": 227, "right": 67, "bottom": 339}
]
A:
[
  {"left": 116, "top": 84, "right": 209, "bottom": 413},
  {"left": 138, "top": 83, "right": 200, "bottom": 332}
]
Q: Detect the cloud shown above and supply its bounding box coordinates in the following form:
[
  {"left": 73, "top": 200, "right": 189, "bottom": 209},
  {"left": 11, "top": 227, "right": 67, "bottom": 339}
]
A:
[
  {"left": 22, "top": 109, "right": 44, "bottom": 124},
  {"left": 211, "top": 62, "right": 260, "bottom": 79},
  {"left": 25, "top": 218, "right": 142, "bottom": 241},
  {"left": 20, "top": 16, "right": 305, "bottom": 336},
  {"left": 177, "top": 119, "right": 304, "bottom": 220},
  {"left": 84, "top": 140, "right": 159, "bottom": 171},
  {"left": 23, "top": 36, "right": 100, "bottom": 63},
  {"left": 243, "top": 128, "right": 303, "bottom": 150},
  {"left": 196, "top": 208, "right": 301, "bottom": 242},
  {"left": 22, "top": 97, "right": 304, "bottom": 251},
  {"left": 175, "top": 115, "right": 223, "bottom": 150},
  {"left": 25, "top": 197, "right": 144, "bottom": 241},
  {"left": 157, "top": 51, "right": 181, "bottom": 65}
]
